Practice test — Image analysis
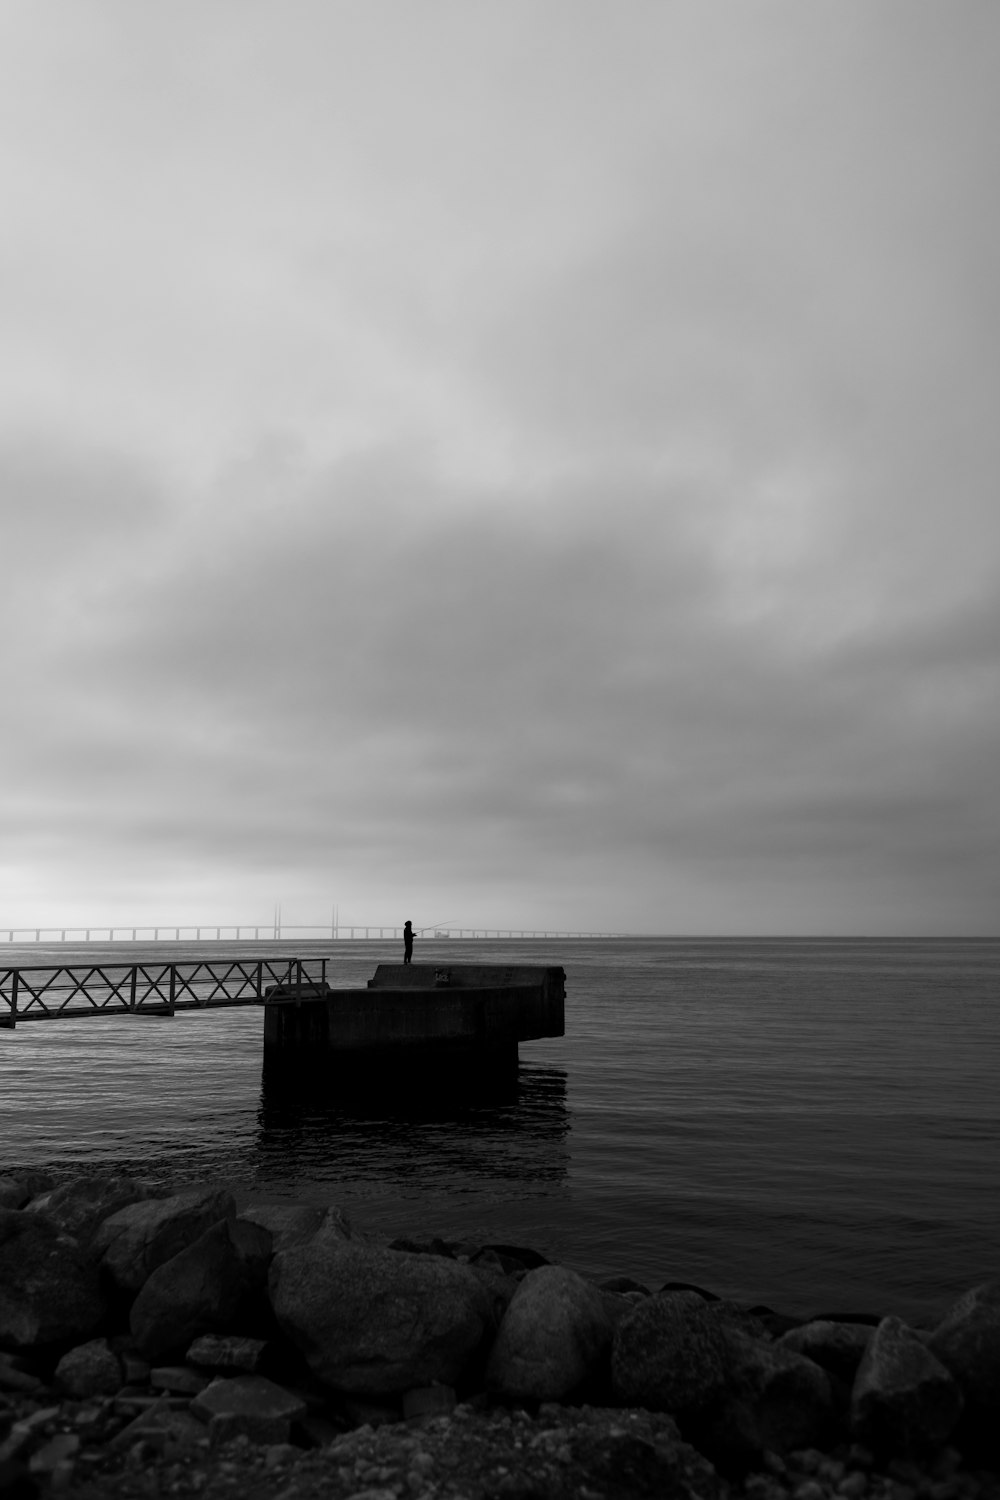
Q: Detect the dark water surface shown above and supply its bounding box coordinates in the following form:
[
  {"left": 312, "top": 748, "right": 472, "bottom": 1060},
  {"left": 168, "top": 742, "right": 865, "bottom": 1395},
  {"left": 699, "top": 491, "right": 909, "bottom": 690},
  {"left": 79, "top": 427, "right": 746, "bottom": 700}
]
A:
[{"left": 2, "top": 936, "right": 997, "bottom": 1323}]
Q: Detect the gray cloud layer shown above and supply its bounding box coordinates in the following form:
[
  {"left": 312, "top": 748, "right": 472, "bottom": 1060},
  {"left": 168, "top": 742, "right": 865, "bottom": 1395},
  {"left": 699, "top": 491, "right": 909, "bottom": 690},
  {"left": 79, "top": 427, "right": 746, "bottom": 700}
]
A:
[{"left": 2, "top": 3, "right": 998, "bottom": 932}]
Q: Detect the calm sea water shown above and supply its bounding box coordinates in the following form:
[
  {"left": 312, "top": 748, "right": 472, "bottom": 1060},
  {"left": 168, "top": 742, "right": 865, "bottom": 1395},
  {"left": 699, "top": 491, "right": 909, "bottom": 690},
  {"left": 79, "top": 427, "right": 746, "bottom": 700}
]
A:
[{"left": 2, "top": 937, "right": 997, "bottom": 1325}]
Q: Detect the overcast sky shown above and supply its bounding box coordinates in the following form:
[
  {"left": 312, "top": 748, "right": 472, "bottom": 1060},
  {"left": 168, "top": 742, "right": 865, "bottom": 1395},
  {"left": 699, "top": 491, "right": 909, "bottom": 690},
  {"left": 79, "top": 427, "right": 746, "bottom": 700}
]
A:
[{"left": 2, "top": 2, "right": 998, "bottom": 936}]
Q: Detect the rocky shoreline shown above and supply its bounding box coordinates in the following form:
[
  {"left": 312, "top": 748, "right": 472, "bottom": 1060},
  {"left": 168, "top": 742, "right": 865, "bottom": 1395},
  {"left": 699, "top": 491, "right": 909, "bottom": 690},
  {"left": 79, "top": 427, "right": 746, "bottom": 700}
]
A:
[{"left": 1, "top": 1170, "right": 997, "bottom": 1500}]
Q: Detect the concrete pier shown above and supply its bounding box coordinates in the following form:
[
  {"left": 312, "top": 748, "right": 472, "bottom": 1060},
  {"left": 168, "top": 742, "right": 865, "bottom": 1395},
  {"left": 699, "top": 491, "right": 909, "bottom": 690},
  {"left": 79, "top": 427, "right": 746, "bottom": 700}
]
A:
[{"left": 262, "top": 963, "right": 565, "bottom": 1084}]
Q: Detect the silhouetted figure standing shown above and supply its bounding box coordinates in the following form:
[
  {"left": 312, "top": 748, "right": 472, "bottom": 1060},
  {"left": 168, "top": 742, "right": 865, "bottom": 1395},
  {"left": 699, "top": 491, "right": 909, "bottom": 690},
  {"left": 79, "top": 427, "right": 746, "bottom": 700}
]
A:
[{"left": 403, "top": 920, "right": 414, "bottom": 965}]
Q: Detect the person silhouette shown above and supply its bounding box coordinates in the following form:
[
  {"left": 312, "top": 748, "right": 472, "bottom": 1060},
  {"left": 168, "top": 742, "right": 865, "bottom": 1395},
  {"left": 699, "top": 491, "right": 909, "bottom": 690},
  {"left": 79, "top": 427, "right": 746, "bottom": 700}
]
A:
[{"left": 403, "top": 920, "right": 414, "bottom": 965}]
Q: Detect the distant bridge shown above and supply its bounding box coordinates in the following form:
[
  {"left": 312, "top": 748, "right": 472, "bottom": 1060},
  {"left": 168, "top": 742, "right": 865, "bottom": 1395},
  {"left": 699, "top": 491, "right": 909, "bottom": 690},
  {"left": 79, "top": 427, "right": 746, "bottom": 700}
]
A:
[{"left": 0, "top": 924, "right": 625, "bottom": 944}]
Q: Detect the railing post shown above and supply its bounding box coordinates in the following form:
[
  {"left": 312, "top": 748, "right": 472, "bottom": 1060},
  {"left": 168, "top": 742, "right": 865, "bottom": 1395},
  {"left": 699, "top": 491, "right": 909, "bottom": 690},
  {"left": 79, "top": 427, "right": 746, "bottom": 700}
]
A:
[
  {"left": 256, "top": 960, "right": 263, "bottom": 1000},
  {"left": 169, "top": 965, "right": 176, "bottom": 1012},
  {"left": 6, "top": 970, "right": 17, "bottom": 1029},
  {"left": 129, "top": 965, "right": 138, "bottom": 1011}
]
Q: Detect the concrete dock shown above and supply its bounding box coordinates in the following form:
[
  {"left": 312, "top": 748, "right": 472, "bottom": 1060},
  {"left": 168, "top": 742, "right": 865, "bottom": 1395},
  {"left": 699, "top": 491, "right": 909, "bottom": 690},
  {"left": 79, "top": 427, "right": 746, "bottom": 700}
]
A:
[{"left": 262, "top": 962, "right": 565, "bottom": 1080}]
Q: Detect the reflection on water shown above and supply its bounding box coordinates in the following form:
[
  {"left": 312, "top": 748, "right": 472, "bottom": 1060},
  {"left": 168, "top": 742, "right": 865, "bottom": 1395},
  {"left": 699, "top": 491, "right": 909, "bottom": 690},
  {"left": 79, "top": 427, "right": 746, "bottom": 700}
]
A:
[{"left": 252, "top": 1063, "right": 570, "bottom": 1198}]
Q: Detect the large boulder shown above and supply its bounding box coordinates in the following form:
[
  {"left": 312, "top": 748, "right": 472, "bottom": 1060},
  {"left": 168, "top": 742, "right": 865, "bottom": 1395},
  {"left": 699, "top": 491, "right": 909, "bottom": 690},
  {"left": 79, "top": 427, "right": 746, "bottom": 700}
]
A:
[
  {"left": 93, "top": 1187, "right": 236, "bottom": 1295},
  {"left": 612, "top": 1290, "right": 833, "bottom": 1471},
  {"left": 269, "top": 1240, "right": 493, "bottom": 1396},
  {"left": 927, "top": 1281, "right": 1000, "bottom": 1456},
  {"left": 238, "top": 1202, "right": 349, "bottom": 1254},
  {"left": 24, "top": 1174, "right": 163, "bottom": 1243},
  {"left": 851, "top": 1315, "right": 964, "bottom": 1458},
  {"left": 485, "top": 1265, "right": 613, "bottom": 1401},
  {"left": 129, "top": 1217, "right": 273, "bottom": 1360},
  {"left": 611, "top": 1291, "right": 735, "bottom": 1415},
  {"left": 694, "top": 1331, "right": 834, "bottom": 1466},
  {"left": 778, "top": 1320, "right": 874, "bottom": 1384},
  {"left": 0, "top": 1207, "right": 106, "bottom": 1351}
]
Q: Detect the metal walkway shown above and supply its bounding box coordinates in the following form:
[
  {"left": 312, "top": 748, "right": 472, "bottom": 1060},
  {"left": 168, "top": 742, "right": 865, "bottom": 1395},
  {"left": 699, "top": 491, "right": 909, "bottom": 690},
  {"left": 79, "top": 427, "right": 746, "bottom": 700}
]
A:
[{"left": 0, "top": 955, "right": 328, "bottom": 1028}]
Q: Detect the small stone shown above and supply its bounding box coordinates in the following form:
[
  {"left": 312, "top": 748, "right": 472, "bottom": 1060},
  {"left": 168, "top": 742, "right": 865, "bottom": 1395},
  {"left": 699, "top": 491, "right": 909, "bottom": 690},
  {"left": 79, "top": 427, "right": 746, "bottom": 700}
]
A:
[
  {"left": 193, "top": 1374, "right": 308, "bottom": 1447},
  {"left": 28, "top": 1433, "right": 81, "bottom": 1474},
  {"left": 0, "top": 1364, "right": 44, "bottom": 1396},
  {"left": 50, "top": 1458, "right": 77, "bottom": 1492},
  {"left": 122, "top": 1354, "right": 151, "bottom": 1385},
  {"left": 792, "top": 1449, "right": 825, "bottom": 1474},
  {"left": 924, "top": 1482, "right": 961, "bottom": 1500},
  {"left": 838, "top": 1475, "right": 868, "bottom": 1499},
  {"left": 931, "top": 1450, "right": 963, "bottom": 1480},
  {"left": 745, "top": 1476, "right": 778, "bottom": 1498},
  {"left": 264, "top": 1442, "right": 299, "bottom": 1468},
  {"left": 0, "top": 1406, "right": 61, "bottom": 1463},
  {"left": 186, "top": 1335, "right": 268, "bottom": 1373},
  {"left": 794, "top": 1482, "right": 826, "bottom": 1500}
]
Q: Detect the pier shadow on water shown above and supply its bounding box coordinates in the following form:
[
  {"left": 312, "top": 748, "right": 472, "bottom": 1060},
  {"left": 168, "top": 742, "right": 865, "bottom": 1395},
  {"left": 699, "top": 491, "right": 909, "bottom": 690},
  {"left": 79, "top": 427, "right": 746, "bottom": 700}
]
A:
[{"left": 251, "top": 1060, "right": 571, "bottom": 1198}]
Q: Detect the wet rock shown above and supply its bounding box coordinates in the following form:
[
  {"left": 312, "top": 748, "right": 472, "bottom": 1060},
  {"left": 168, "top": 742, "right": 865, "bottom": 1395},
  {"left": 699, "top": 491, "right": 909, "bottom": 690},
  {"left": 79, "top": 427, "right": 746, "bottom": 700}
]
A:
[
  {"left": 129, "top": 1216, "right": 272, "bottom": 1359},
  {"left": 389, "top": 1235, "right": 458, "bottom": 1258},
  {"left": 186, "top": 1334, "right": 268, "bottom": 1373},
  {"left": 693, "top": 1332, "right": 835, "bottom": 1467},
  {"left": 611, "top": 1290, "right": 735, "bottom": 1414},
  {"left": 485, "top": 1264, "right": 613, "bottom": 1402},
  {"left": 0, "top": 1209, "right": 105, "bottom": 1351},
  {"left": 269, "top": 1239, "right": 493, "bottom": 1396},
  {"left": 0, "top": 1179, "right": 28, "bottom": 1213},
  {"left": 23, "top": 1175, "right": 162, "bottom": 1243},
  {"left": 464, "top": 1262, "right": 516, "bottom": 1331},
  {"left": 780, "top": 1321, "right": 875, "bottom": 1383},
  {"left": 0, "top": 1173, "right": 54, "bottom": 1213},
  {"left": 238, "top": 1201, "right": 349, "bottom": 1252},
  {"left": 601, "top": 1288, "right": 641, "bottom": 1330},
  {"left": 927, "top": 1280, "right": 1000, "bottom": 1456},
  {"left": 611, "top": 1290, "right": 833, "bottom": 1472},
  {"left": 478, "top": 1243, "right": 550, "bottom": 1275},
  {"left": 191, "top": 1374, "right": 308, "bottom": 1446},
  {"left": 600, "top": 1276, "right": 652, "bottom": 1297},
  {"left": 704, "top": 1300, "right": 772, "bottom": 1341},
  {"left": 54, "top": 1338, "right": 123, "bottom": 1398},
  {"left": 92, "top": 1186, "right": 236, "bottom": 1294},
  {"left": 660, "top": 1281, "right": 721, "bottom": 1300},
  {"left": 851, "top": 1315, "right": 963, "bottom": 1458},
  {"left": 745, "top": 1305, "right": 803, "bottom": 1338}
]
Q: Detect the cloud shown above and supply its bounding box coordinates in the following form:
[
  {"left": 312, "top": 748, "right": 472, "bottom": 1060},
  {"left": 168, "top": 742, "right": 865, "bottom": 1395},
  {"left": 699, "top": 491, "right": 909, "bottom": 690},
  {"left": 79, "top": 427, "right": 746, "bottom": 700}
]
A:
[{"left": 1, "top": 2, "right": 999, "bottom": 931}]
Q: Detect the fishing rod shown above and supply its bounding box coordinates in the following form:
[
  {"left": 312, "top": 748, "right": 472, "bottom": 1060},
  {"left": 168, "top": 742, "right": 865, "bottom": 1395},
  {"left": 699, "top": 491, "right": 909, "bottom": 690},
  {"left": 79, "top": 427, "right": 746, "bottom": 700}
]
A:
[{"left": 413, "top": 920, "right": 455, "bottom": 934}]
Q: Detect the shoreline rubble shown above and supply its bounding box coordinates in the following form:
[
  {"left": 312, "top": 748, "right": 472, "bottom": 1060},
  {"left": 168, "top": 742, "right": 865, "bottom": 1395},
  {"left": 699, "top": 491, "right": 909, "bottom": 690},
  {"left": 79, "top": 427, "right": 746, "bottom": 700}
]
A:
[{"left": 1, "top": 1170, "right": 997, "bottom": 1500}]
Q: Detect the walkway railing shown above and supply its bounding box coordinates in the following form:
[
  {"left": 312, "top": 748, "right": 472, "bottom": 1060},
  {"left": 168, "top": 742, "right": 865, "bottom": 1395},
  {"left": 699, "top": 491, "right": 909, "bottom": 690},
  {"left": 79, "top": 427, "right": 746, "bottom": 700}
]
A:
[{"left": 0, "top": 955, "right": 328, "bottom": 1028}]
